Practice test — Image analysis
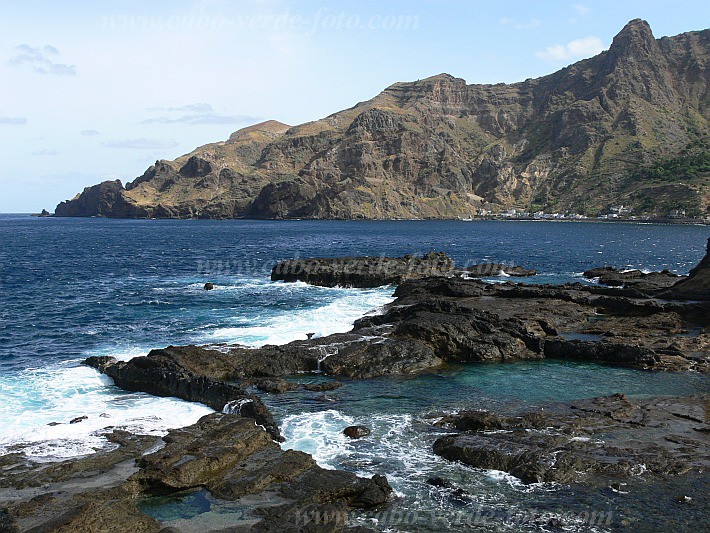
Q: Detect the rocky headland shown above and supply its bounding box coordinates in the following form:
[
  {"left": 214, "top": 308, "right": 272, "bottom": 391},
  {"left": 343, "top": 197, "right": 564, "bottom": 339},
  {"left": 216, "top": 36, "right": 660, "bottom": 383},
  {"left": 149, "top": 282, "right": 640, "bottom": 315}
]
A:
[
  {"left": 53, "top": 20, "right": 709, "bottom": 220},
  {"left": 2, "top": 241, "right": 709, "bottom": 531}
]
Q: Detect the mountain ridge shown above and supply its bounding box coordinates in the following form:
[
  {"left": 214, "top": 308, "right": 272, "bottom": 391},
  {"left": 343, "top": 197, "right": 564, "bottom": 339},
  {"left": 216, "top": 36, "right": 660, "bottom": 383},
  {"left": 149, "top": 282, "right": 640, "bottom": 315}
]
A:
[{"left": 55, "top": 20, "right": 710, "bottom": 220}]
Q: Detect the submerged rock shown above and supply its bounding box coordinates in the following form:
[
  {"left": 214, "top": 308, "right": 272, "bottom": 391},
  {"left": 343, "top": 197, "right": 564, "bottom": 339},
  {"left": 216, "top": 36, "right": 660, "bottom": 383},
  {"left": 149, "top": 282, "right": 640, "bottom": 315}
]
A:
[
  {"left": 254, "top": 378, "right": 299, "bottom": 393},
  {"left": 303, "top": 381, "right": 343, "bottom": 392}
]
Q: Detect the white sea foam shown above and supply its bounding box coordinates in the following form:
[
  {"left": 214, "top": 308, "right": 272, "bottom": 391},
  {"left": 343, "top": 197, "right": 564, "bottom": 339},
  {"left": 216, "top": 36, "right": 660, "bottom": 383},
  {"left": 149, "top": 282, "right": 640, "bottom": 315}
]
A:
[
  {"left": 280, "top": 410, "right": 355, "bottom": 469},
  {"left": 0, "top": 362, "right": 212, "bottom": 461},
  {"left": 205, "top": 285, "right": 394, "bottom": 347},
  {"left": 1, "top": 281, "right": 393, "bottom": 461},
  {"left": 280, "top": 410, "right": 445, "bottom": 485}
]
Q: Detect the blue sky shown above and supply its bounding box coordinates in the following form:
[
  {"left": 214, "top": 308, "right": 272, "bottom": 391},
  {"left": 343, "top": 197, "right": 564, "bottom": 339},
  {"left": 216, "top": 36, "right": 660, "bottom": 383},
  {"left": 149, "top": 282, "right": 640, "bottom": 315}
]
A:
[{"left": 0, "top": 0, "right": 708, "bottom": 213}]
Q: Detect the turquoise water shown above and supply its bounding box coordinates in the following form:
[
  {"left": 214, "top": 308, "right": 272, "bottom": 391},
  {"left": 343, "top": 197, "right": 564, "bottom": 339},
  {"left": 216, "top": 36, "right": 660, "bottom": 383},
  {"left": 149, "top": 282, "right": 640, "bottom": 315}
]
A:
[{"left": 1, "top": 215, "right": 708, "bottom": 530}]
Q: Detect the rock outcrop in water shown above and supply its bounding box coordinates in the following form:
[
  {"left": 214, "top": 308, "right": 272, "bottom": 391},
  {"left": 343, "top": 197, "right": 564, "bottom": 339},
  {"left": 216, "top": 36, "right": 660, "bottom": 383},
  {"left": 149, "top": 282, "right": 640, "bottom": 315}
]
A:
[
  {"left": 0, "top": 413, "right": 392, "bottom": 531},
  {"left": 433, "top": 394, "right": 709, "bottom": 485},
  {"left": 83, "top": 353, "right": 283, "bottom": 441},
  {"left": 271, "top": 252, "right": 455, "bottom": 287},
  {"left": 55, "top": 20, "right": 710, "bottom": 219},
  {"left": 85, "top": 250, "right": 709, "bottom": 397},
  {"left": 4, "top": 245, "right": 709, "bottom": 531},
  {"left": 583, "top": 267, "right": 683, "bottom": 292}
]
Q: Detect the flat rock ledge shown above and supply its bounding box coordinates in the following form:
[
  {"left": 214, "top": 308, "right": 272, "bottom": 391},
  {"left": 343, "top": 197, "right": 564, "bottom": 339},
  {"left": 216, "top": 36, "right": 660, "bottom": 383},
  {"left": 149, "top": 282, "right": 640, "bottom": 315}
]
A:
[
  {"left": 270, "top": 252, "right": 540, "bottom": 288},
  {"left": 0, "top": 413, "right": 392, "bottom": 532},
  {"left": 271, "top": 251, "right": 454, "bottom": 287},
  {"left": 433, "top": 393, "right": 709, "bottom": 486}
]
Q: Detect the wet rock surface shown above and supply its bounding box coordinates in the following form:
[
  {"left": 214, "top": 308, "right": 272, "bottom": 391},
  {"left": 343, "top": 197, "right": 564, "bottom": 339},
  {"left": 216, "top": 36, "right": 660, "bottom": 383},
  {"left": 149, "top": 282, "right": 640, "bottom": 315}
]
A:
[
  {"left": 0, "top": 413, "right": 392, "bottom": 532},
  {"left": 433, "top": 394, "right": 709, "bottom": 485},
  {"left": 83, "top": 352, "right": 283, "bottom": 441},
  {"left": 343, "top": 426, "right": 372, "bottom": 439}
]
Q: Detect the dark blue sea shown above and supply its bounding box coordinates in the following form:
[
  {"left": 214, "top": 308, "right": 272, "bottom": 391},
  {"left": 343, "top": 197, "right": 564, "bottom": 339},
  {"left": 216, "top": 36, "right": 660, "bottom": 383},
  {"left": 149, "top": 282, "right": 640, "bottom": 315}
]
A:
[{"left": 1, "top": 214, "right": 708, "bottom": 530}]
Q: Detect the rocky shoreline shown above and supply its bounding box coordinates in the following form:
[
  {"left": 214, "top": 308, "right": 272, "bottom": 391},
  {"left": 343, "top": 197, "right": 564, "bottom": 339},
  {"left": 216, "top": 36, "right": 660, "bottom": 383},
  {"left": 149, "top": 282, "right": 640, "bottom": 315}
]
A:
[{"left": 2, "top": 242, "right": 709, "bottom": 531}]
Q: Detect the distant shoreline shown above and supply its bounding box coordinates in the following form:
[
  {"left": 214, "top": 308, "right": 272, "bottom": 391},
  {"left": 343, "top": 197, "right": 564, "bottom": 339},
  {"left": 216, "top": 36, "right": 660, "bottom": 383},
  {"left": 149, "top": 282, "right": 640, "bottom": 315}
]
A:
[{"left": 14, "top": 212, "right": 710, "bottom": 226}]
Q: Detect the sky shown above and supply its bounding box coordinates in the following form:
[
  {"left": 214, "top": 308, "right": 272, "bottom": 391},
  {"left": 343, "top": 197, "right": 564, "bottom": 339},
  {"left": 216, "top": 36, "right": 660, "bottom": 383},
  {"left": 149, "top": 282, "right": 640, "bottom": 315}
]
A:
[{"left": 0, "top": 0, "right": 708, "bottom": 213}]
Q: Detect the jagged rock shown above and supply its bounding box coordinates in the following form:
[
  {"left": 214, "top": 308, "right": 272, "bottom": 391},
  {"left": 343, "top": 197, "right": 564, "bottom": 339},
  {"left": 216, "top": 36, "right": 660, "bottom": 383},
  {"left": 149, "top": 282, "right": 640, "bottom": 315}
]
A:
[
  {"left": 0, "top": 413, "right": 393, "bottom": 532},
  {"left": 662, "top": 238, "right": 710, "bottom": 300},
  {"left": 54, "top": 21, "right": 710, "bottom": 220},
  {"left": 271, "top": 252, "right": 454, "bottom": 287},
  {"left": 436, "top": 410, "right": 505, "bottom": 431}
]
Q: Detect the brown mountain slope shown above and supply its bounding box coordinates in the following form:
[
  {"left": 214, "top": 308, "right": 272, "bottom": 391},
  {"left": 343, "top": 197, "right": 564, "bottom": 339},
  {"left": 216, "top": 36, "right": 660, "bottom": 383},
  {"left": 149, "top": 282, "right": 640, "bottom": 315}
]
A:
[{"left": 55, "top": 20, "right": 709, "bottom": 219}]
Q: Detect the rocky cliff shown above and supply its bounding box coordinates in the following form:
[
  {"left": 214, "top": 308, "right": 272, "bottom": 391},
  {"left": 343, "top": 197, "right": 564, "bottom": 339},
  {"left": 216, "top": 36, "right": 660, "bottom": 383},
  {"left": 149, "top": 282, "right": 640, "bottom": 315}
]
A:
[{"left": 55, "top": 20, "right": 709, "bottom": 219}]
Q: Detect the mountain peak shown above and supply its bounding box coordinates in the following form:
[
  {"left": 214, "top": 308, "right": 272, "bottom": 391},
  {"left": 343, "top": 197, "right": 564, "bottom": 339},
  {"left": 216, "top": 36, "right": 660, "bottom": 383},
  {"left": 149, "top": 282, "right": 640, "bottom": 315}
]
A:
[
  {"left": 228, "top": 120, "right": 291, "bottom": 142},
  {"left": 54, "top": 21, "right": 709, "bottom": 221},
  {"left": 609, "top": 18, "right": 656, "bottom": 55}
]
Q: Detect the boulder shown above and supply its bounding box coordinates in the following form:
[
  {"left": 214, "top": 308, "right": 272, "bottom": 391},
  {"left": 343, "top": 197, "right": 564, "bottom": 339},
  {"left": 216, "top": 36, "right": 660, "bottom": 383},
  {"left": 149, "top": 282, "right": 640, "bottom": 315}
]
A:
[{"left": 343, "top": 426, "right": 371, "bottom": 439}]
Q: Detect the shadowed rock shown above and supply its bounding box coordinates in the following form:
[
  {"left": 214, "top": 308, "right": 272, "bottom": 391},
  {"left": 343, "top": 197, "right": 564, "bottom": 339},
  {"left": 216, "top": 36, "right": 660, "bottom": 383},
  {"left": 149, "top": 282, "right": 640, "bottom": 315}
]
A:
[
  {"left": 662, "top": 238, "right": 710, "bottom": 300},
  {"left": 271, "top": 252, "right": 454, "bottom": 288}
]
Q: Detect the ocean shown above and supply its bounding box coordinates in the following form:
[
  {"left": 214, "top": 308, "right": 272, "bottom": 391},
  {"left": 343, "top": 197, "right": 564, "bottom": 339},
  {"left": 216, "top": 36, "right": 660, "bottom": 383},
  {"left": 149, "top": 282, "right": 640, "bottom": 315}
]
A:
[{"left": 1, "top": 214, "right": 708, "bottom": 530}]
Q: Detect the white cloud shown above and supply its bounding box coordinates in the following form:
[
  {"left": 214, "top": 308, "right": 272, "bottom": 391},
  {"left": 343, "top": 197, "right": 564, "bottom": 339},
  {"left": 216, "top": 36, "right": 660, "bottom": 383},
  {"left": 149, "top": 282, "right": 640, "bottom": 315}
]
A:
[
  {"left": 573, "top": 4, "right": 592, "bottom": 16},
  {"left": 499, "top": 17, "right": 542, "bottom": 30},
  {"left": 32, "top": 149, "right": 60, "bottom": 156},
  {"left": 146, "top": 103, "right": 214, "bottom": 113},
  {"left": 0, "top": 116, "right": 27, "bottom": 125},
  {"left": 81, "top": 129, "right": 100, "bottom": 136},
  {"left": 535, "top": 36, "right": 604, "bottom": 62},
  {"left": 142, "top": 113, "right": 257, "bottom": 125},
  {"left": 8, "top": 44, "right": 77, "bottom": 75},
  {"left": 141, "top": 103, "right": 256, "bottom": 125},
  {"left": 101, "top": 138, "right": 179, "bottom": 149}
]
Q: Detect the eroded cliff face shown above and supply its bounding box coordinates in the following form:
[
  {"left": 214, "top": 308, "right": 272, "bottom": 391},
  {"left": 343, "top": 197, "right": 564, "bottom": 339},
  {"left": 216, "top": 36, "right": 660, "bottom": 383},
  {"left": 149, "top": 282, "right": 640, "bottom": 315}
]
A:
[{"left": 55, "top": 20, "right": 709, "bottom": 219}]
